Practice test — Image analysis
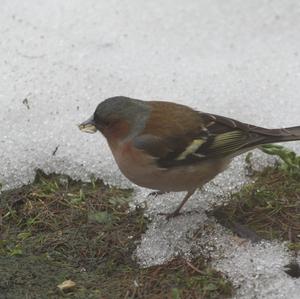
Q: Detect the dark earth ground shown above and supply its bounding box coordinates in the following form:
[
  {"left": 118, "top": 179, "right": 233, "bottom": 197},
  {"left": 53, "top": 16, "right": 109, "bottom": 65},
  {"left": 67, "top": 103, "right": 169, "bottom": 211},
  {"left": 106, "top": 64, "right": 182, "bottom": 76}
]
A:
[{"left": 0, "top": 145, "right": 299, "bottom": 299}]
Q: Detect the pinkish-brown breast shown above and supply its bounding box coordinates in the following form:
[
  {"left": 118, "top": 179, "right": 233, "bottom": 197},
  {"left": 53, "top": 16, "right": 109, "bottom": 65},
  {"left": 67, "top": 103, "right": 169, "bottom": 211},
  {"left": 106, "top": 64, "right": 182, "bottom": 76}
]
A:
[{"left": 107, "top": 138, "right": 231, "bottom": 192}]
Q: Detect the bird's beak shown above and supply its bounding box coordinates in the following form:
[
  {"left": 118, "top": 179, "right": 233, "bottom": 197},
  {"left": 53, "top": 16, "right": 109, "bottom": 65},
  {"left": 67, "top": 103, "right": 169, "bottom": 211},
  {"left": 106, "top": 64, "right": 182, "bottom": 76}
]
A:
[{"left": 78, "top": 115, "right": 97, "bottom": 134}]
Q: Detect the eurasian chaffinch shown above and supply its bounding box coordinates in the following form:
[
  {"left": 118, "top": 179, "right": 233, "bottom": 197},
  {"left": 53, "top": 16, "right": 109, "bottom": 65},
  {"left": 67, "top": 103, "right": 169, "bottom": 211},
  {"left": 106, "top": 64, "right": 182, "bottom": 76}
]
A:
[{"left": 79, "top": 96, "right": 300, "bottom": 218}]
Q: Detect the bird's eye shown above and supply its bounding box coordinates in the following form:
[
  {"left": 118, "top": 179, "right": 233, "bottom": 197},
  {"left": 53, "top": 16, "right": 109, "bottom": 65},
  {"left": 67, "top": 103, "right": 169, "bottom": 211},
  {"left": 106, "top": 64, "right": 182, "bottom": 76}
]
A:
[
  {"left": 97, "top": 119, "right": 110, "bottom": 129},
  {"left": 101, "top": 119, "right": 110, "bottom": 126},
  {"left": 94, "top": 113, "right": 109, "bottom": 128}
]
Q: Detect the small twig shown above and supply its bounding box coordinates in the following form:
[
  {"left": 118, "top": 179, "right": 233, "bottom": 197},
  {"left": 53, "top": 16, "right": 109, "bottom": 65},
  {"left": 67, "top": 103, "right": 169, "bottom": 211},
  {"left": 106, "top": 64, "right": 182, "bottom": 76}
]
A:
[
  {"left": 185, "top": 260, "right": 206, "bottom": 275},
  {"left": 52, "top": 146, "right": 59, "bottom": 156}
]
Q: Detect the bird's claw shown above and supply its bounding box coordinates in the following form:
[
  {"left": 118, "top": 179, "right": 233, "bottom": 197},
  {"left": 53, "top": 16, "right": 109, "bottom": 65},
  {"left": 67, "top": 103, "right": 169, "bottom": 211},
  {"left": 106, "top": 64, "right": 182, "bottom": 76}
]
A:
[
  {"left": 158, "top": 209, "right": 201, "bottom": 220},
  {"left": 158, "top": 211, "right": 182, "bottom": 220},
  {"left": 147, "top": 191, "right": 167, "bottom": 198}
]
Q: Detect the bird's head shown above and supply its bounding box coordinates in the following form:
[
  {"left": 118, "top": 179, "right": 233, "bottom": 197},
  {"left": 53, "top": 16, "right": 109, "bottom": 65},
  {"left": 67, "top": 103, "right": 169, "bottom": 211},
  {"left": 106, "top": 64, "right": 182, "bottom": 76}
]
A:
[{"left": 79, "top": 96, "right": 150, "bottom": 140}]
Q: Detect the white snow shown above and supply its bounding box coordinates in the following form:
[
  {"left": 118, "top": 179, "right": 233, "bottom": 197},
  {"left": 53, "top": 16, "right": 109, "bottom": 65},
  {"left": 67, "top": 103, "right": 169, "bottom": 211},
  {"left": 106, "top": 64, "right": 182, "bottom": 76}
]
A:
[{"left": 1, "top": 0, "right": 300, "bottom": 298}]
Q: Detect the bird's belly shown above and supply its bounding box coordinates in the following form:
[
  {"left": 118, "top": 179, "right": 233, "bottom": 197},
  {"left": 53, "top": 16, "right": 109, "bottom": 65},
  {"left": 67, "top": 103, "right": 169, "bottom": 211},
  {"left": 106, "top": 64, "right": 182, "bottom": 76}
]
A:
[{"left": 110, "top": 142, "right": 230, "bottom": 192}]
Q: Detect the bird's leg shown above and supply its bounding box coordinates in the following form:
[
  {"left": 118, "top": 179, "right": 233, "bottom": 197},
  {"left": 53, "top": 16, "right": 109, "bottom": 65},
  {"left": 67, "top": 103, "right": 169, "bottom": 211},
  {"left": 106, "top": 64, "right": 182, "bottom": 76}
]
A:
[
  {"left": 147, "top": 191, "right": 168, "bottom": 197},
  {"left": 160, "top": 189, "right": 196, "bottom": 219}
]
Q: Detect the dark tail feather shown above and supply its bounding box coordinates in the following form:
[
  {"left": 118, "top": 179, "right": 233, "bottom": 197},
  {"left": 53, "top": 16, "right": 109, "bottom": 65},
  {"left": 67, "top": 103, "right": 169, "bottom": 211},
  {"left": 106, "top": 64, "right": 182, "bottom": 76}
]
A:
[
  {"left": 265, "top": 126, "right": 300, "bottom": 143},
  {"left": 244, "top": 126, "right": 300, "bottom": 151},
  {"left": 267, "top": 126, "right": 300, "bottom": 142}
]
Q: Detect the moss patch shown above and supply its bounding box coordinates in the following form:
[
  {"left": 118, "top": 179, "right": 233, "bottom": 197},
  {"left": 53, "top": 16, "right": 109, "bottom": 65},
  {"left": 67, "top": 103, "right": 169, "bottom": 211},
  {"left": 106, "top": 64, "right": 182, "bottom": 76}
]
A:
[
  {"left": 213, "top": 167, "right": 300, "bottom": 242},
  {"left": 212, "top": 146, "right": 300, "bottom": 247},
  {"left": 0, "top": 170, "right": 233, "bottom": 299}
]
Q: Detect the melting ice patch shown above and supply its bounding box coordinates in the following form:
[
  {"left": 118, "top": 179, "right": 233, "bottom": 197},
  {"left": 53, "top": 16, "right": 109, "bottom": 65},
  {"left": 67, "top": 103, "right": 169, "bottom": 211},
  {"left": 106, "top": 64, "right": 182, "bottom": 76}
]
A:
[{"left": 1, "top": 0, "right": 300, "bottom": 298}]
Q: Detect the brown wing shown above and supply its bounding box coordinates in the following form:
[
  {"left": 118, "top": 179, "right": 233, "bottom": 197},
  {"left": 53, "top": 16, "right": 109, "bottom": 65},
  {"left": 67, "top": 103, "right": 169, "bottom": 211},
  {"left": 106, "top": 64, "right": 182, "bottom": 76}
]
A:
[{"left": 133, "top": 101, "right": 287, "bottom": 168}]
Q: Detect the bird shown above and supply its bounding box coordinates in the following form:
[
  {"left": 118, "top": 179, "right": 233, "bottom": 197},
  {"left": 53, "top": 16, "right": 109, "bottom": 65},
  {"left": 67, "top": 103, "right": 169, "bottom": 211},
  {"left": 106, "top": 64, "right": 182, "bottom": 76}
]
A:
[{"left": 79, "top": 96, "right": 300, "bottom": 219}]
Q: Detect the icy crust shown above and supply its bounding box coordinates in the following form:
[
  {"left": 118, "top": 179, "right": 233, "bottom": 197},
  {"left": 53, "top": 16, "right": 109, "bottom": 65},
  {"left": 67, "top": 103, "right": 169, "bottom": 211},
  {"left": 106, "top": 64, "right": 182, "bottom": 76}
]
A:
[
  {"left": 136, "top": 218, "right": 300, "bottom": 299},
  {"left": 134, "top": 197, "right": 300, "bottom": 299},
  {"left": 133, "top": 150, "right": 300, "bottom": 298},
  {"left": 1, "top": 1, "right": 300, "bottom": 298},
  {"left": 1, "top": 0, "right": 300, "bottom": 190}
]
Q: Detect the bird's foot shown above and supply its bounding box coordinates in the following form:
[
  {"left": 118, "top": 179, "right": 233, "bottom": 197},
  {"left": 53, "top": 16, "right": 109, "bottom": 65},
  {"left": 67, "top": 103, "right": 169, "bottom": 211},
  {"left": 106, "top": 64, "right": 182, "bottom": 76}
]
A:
[
  {"left": 158, "top": 209, "right": 202, "bottom": 220},
  {"left": 147, "top": 191, "right": 167, "bottom": 198},
  {"left": 158, "top": 210, "right": 182, "bottom": 220}
]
